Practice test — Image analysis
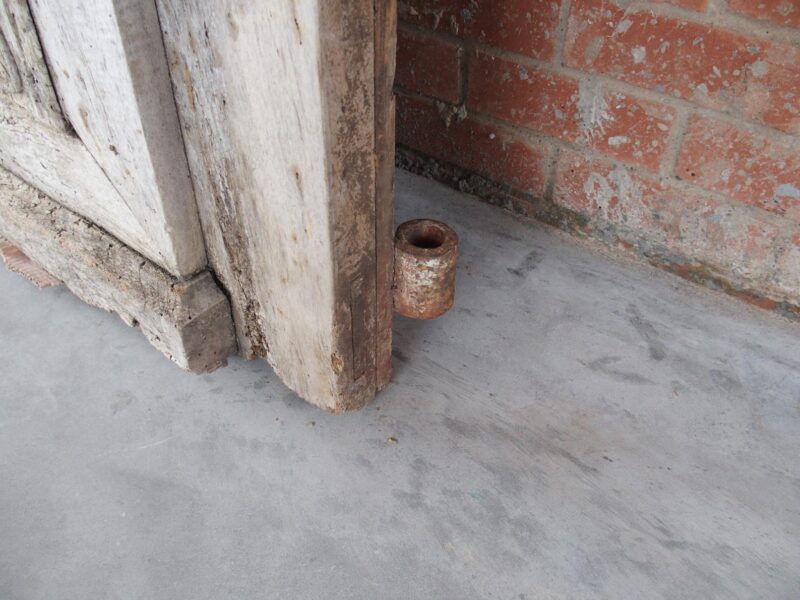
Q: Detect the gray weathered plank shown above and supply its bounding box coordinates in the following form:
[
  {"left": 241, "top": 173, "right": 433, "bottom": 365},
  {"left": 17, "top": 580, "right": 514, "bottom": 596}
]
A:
[
  {"left": 28, "top": 0, "right": 207, "bottom": 277},
  {"left": 158, "top": 1, "right": 395, "bottom": 410},
  {"left": 0, "top": 167, "right": 237, "bottom": 373}
]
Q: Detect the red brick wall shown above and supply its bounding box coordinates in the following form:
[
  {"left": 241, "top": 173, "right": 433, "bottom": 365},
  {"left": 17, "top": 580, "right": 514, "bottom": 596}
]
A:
[{"left": 395, "top": 0, "right": 800, "bottom": 315}]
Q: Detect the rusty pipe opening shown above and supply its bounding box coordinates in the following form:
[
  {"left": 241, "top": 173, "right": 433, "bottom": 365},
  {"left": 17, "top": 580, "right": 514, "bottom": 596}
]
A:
[{"left": 393, "top": 219, "right": 459, "bottom": 320}]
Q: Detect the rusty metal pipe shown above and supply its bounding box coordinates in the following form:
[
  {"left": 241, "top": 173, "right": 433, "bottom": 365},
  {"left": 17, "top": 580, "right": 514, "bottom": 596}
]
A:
[{"left": 393, "top": 219, "right": 459, "bottom": 320}]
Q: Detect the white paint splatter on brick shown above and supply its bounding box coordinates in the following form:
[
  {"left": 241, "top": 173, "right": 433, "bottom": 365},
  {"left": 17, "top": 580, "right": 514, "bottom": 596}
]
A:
[
  {"left": 615, "top": 19, "right": 633, "bottom": 34},
  {"left": 777, "top": 1, "right": 795, "bottom": 18},
  {"left": 578, "top": 80, "right": 613, "bottom": 141},
  {"left": 776, "top": 183, "right": 800, "bottom": 198},
  {"left": 750, "top": 60, "right": 770, "bottom": 78},
  {"left": 584, "top": 166, "right": 645, "bottom": 229}
]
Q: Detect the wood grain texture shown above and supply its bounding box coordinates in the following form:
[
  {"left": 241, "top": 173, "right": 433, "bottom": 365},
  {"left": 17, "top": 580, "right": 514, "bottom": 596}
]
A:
[
  {"left": 0, "top": 167, "right": 237, "bottom": 373},
  {"left": 374, "top": 0, "right": 397, "bottom": 390},
  {"left": 0, "top": 0, "right": 64, "bottom": 130},
  {"left": 28, "top": 0, "right": 206, "bottom": 277},
  {"left": 156, "top": 1, "right": 266, "bottom": 360},
  {"left": 0, "top": 101, "right": 162, "bottom": 267},
  {"left": 158, "top": 0, "right": 395, "bottom": 410},
  {"left": 318, "top": 0, "right": 379, "bottom": 410}
]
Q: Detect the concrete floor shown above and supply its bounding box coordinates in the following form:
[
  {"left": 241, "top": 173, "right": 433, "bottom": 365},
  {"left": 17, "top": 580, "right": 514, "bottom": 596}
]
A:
[{"left": 1, "top": 171, "right": 799, "bottom": 600}]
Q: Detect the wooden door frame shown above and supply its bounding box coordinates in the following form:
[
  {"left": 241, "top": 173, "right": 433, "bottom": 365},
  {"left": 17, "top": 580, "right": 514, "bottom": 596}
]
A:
[{"left": 158, "top": 0, "right": 397, "bottom": 411}]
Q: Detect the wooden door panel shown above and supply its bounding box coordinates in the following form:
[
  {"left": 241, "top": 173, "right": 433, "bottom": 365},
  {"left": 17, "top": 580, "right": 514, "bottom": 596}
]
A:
[
  {"left": 27, "top": 0, "right": 206, "bottom": 277},
  {"left": 0, "top": 1, "right": 158, "bottom": 263}
]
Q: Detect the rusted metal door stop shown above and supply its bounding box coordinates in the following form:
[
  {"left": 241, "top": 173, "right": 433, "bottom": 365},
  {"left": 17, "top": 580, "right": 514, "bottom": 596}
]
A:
[{"left": 393, "top": 219, "right": 459, "bottom": 320}]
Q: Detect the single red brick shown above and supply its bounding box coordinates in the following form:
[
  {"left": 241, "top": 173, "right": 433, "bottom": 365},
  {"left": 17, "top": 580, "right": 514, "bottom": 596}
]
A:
[
  {"left": 565, "top": 0, "right": 800, "bottom": 135},
  {"left": 677, "top": 116, "right": 800, "bottom": 221},
  {"left": 398, "top": 0, "right": 562, "bottom": 60},
  {"left": 651, "top": 0, "right": 708, "bottom": 10},
  {"left": 396, "top": 94, "right": 552, "bottom": 196},
  {"left": 467, "top": 51, "right": 675, "bottom": 171},
  {"left": 553, "top": 150, "right": 783, "bottom": 280},
  {"left": 396, "top": 28, "right": 462, "bottom": 103},
  {"left": 729, "top": 0, "right": 800, "bottom": 29}
]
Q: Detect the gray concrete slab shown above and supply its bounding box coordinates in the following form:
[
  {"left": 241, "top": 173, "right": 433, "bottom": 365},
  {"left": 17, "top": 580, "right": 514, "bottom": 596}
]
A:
[{"left": 1, "top": 171, "right": 799, "bottom": 600}]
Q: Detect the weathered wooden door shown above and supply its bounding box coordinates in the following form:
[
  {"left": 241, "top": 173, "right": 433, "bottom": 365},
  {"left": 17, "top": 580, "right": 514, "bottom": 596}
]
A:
[{"left": 0, "top": 0, "right": 396, "bottom": 412}]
